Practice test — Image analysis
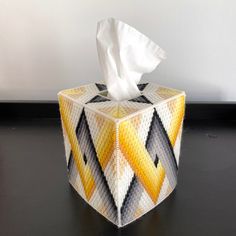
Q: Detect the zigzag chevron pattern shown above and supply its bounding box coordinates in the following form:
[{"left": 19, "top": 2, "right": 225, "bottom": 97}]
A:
[{"left": 58, "top": 82, "right": 185, "bottom": 227}]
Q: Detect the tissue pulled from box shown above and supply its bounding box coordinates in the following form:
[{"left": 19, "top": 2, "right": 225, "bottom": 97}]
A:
[{"left": 96, "top": 18, "right": 166, "bottom": 101}]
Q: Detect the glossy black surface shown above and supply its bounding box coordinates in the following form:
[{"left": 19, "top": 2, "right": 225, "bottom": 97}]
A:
[
  {"left": 0, "top": 119, "right": 236, "bottom": 236},
  {"left": 1, "top": 102, "right": 236, "bottom": 120}
]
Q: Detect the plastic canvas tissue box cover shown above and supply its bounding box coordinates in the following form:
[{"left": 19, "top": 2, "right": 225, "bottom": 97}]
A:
[{"left": 58, "top": 82, "right": 185, "bottom": 227}]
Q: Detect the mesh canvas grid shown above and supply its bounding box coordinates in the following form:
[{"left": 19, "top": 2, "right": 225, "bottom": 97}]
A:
[{"left": 58, "top": 82, "right": 185, "bottom": 227}]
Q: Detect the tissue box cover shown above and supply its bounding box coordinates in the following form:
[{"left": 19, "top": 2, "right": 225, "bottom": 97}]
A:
[{"left": 58, "top": 82, "right": 185, "bottom": 227}]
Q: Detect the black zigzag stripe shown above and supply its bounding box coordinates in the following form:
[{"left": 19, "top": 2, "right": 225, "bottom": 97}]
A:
[
  {"left": 67, "top": 151, "right": 76, "bottom": 182},
  {"left": 67, "top": 151, "right": 73, "bottom": 170},
  {"left": 120, "top": 175, "right": 144, "bottom": 225},
  {"left": 95, "top": 83, "right": 107, "bottom": 91},
  {"left": 145, "top": 109, "right": 161, "bottom": 163},
  {"left": 129, "top": 95, "right": 152, "bottom": 104},
  {"left": 86, "top": 95, "right": 110, "bottom": 104},
  {"left": 75, "top": 109, "right": 117, "bottom": 221},
  {"left": 154, "top": 155, "right": 159, "bottom": 167},
  {"left": 137, "top": 83, "right": 148, "bottom": 91},
  {"left": 154, "top": 109, "right": 178, "bottom": 170},
  {"left": 120, "top": 175, "right": 136, "bottom": 216}
]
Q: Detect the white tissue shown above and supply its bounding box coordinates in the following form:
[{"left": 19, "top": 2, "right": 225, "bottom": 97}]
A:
[{"left": 96, "top": 18, "right": 166, "bottom": 101}]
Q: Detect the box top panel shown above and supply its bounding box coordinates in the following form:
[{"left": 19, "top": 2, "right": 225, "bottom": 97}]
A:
[{"left": 59, "top": 82, "right": 185, "bottom": 120}]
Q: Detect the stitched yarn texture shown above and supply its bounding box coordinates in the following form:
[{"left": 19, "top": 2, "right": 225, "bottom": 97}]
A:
[{"left": 58, "top": 82, "right": 185, "bottom": 227}]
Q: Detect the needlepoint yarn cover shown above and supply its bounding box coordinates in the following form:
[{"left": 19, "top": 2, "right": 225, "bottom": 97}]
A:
[{"left": 58, "top": 82, "right": 185, "bottom": 227}]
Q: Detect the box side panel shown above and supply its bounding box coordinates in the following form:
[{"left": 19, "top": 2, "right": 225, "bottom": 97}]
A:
[
  {"left": 153, "top": 93, "right": 185, "bottom": 205},
  {"left": 155, "top": 93, "right": 185, "bottom": 168},
  {"left": 59, "top": 94, "right": 119, "bottom": 225},
  {"left": 117, "top": 93, "right": 185, "bottom": 227},
  {"left": 58, "top": 94, "right": 87, "bottom": 201}
]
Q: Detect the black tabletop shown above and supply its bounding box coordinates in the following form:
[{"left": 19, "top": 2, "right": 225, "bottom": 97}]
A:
[{"left": 0, "top": 119, "right": 236, "bottom": 236}]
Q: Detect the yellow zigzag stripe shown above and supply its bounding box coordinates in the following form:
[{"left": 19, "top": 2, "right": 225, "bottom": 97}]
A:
[
  {"left": 168, "top": 95, "right": 185, "bottom": 146},
  {"left": 59, "top": 96, "right": 95, "bottom": 200},
  {"left": 119, "top": 120, "right": 163, "bottom": 203},
  {"left": 94, "top": 119, "right": 116, "bottom": 170}
]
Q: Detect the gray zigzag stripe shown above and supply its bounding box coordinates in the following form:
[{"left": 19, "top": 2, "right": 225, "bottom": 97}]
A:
[{"left": 145, "top": 109, "right": 178, "bottom": 188}]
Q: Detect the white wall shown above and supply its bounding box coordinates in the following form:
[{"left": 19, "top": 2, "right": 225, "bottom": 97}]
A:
[{"left": 0, "top": 0, "right": 236, "bottom": 101}]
